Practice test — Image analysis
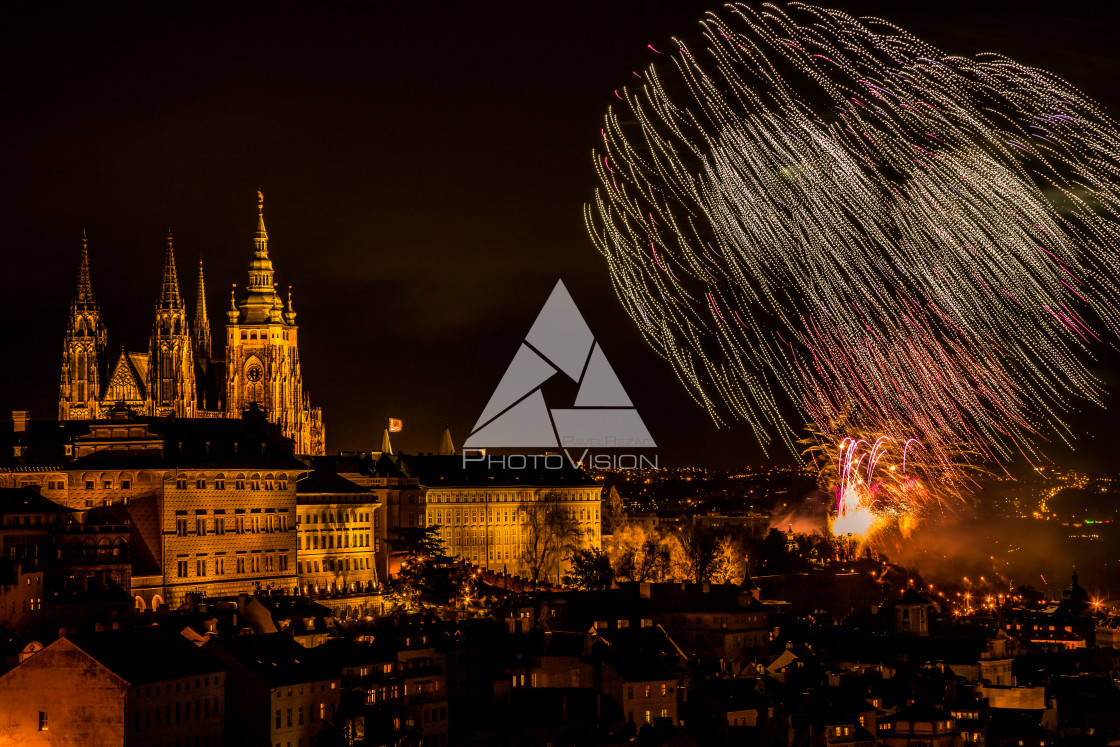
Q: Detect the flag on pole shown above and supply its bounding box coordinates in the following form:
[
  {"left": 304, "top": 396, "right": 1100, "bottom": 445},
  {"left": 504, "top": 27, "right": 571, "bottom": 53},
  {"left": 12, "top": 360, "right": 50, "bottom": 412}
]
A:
[{"left": 388, "top": 418, "right": 403, "bottom": 432}]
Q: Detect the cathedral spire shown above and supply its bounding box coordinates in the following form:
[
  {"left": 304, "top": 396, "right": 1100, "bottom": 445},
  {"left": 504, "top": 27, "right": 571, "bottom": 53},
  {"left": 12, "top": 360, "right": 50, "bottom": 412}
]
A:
[
  {"left": 283, "top": 285, "right": 297, "bottom": 325},
  {"left": 438, "top": 424, "right": 455, "bottom": 456},
  {"left": 248, "top": 190, "right": 275, "bottom": 292},
  {"left": 159, "top": 229, "right": 183, "bottom": 309},
  {"left": 256, "top": 189, "right": 268, "bottom": 243},
  {"left": 380, "top": 427, "right": 394, "bottom": 456},
  {"left": 194, "top": 259, "right": 211, "bottom": 357},
  {"left": 60, "top": 229, "right": 107, "bottom": 421},
  {"left": 75, "top": 229, "right": 95, "bottom": 306}
]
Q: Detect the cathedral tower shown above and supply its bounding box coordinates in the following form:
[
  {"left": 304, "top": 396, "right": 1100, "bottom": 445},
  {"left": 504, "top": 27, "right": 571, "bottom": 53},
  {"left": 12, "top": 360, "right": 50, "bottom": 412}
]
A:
[
  {"left": 149, "top": 230, "right": 196, "bottom": 417},
  {"left": 59, "top": 231, "right": 107, "bottom": 419},
  {"left": 56, "top": 195, "right": 323, "bottom": 455},
  {"left": 225, "top": 193, "right": 323, "bottom": 454},
  {"left": 193, "top": 260, "right": 211, "bottom": 359}
]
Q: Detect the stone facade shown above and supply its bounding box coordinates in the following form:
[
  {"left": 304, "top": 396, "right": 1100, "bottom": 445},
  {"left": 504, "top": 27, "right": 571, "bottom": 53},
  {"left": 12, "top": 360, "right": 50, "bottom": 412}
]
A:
[
  {"left": 426, "top": 483, "right": 601, "bottom": 583},
  {"left": 0, "top": 487, "right": 132, "bottom": 640},
  {"left": 2, "top": 411, "right": 307, "bottom": 610},
  {"left": 295, "top": 470, "right": 381, "bottom": 597},
  {"left": 57, "top": 195, "right": 324, "bottom": 456},
  {"left": 0, "top": 631, "right": 225, "bottom": 747},
  {"left": 338, "top": 453, "right": 602, "bottom": 584}
]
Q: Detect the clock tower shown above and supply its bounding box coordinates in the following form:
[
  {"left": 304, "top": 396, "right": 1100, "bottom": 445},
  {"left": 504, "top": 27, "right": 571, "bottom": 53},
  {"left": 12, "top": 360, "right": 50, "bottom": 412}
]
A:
[{"left": 225, "top": 193, "right": 324, "bottom": 455}]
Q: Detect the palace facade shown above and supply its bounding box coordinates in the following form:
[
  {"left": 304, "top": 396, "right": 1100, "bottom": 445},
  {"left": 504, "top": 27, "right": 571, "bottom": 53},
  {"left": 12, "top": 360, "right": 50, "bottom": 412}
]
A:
[{"left": 57, "top": 195, "right": 324, "bottom": 456}]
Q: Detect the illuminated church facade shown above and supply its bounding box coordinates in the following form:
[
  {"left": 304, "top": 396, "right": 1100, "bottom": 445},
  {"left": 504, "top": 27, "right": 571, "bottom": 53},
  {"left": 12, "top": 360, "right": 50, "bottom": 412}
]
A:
[{"left": 57, "top": 195, "right": 325, "bottom": 456}]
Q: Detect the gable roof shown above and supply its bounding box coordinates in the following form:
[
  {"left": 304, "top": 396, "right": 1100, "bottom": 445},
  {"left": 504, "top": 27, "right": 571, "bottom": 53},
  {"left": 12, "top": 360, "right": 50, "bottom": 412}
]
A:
[
  {"left": 102, "top": 349, "right": 147, "bottom": 402},
  {"left": 66, "top": 627, "right": 224, "bottom": 684}
]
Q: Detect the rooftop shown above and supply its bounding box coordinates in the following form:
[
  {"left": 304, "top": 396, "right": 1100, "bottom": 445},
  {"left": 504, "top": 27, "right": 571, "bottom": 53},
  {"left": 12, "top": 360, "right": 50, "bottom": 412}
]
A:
[
  {"left": 205, "top": 632, "right": 335, "bottom": 687},
  {"left": 67, "top": 627, "right": 224, "bottom": 684},
  {"left": 0, "top": 487, "right": 73, "bottom": 516}
]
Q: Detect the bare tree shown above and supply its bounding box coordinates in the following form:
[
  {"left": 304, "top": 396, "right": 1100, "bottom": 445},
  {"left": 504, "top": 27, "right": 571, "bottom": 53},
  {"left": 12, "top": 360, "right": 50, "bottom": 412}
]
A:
[
  {"left": 669, "top": 524, "right": 720, "bottom": 583},
  {"left": 616, "top": 536, "right": 670, "bottom": 582},
  {"left": 520, "top": 491, "right": 585, "bottom": 584},
  {"left": 709, "top": 535, "right": 746, "bottom": 585},
  {"left": 606, "top": 523, "right": 670, "bottom": 582}
]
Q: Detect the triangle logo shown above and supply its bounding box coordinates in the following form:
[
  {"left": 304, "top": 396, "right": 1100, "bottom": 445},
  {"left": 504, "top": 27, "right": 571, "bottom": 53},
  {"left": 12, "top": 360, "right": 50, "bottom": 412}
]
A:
[{"left": 464, "top": 280, "right": 655, "bottom": 449}]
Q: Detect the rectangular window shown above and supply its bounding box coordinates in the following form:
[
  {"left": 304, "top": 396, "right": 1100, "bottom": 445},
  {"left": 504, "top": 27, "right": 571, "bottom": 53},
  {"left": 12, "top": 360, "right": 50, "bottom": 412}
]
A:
[
  {"left": 122, "top": 479, "right": 132, "bottom": 490},
  {"left": 85, "top": 480, "right": 94, "bottom": 490},
  {"left": 216, "top": 479, "right": 225, "bottom": 490},
  {"left": 196, "top": 479, "right": 206, "bottom": 489},
  {"left": 38, "top": 712, "right": 48, "bottom": 731},
  {"left": 177, "top": 560, "right": 188, "bottom": 578}
]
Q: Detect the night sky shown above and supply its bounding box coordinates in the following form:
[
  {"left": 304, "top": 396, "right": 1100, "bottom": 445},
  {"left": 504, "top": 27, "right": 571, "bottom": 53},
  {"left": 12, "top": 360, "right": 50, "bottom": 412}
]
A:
[{"left": 2, "top": 2, "right": 1118, "bottom": 469}]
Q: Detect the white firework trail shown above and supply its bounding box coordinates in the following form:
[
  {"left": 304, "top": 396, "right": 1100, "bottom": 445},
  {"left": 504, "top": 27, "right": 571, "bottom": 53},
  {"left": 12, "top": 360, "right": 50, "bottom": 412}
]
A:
[{"left": 585, "top": 2, "right": 1120, "bottom": 475}]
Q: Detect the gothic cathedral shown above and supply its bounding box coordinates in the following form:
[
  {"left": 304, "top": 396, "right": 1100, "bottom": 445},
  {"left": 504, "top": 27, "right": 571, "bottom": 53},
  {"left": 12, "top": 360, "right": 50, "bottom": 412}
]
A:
[{"left": 58, "top": 195, "right": 325, "bottom": 455}]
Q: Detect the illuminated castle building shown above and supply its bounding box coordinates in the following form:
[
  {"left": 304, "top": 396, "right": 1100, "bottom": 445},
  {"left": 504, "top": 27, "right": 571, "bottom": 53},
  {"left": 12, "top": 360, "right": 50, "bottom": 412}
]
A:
[{"left": 57, "top": 195, "right": 324, "bottom": 456}]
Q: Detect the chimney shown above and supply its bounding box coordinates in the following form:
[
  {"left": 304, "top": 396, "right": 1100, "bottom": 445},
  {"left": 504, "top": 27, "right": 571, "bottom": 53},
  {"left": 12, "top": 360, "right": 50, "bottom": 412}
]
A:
[{"left": 12, "top": 411, "right": 29, "bottom": 433}]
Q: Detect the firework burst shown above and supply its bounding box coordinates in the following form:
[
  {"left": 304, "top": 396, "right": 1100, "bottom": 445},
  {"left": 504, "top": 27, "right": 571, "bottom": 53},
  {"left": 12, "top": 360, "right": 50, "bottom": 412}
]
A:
[
  {"left": 801, "top": 414, "right": 987, "bottom": 542},
  {"left": 586, "top": 3, "right": 1120, "bottom": 471}
]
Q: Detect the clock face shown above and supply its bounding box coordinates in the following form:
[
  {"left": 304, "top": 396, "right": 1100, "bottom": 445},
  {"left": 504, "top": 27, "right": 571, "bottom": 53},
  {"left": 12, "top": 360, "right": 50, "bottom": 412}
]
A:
[{"left": 246, "top": 365, "right": 263, "bottom": 383}]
